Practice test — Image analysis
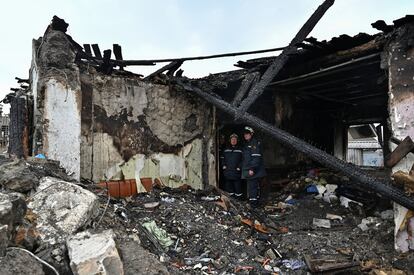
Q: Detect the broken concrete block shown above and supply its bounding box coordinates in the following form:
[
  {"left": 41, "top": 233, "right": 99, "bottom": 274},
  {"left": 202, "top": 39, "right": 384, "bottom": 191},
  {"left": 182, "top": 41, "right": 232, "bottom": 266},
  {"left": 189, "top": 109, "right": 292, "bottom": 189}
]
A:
[
  {"left": 67, "top": 230, "right": 124, "bottom": 275},
  {"left": 28, "top": 177, "right": 99, "bottom": 244},
  {"left": 0, "top": 160, "right": 39, "bottom": 192}
]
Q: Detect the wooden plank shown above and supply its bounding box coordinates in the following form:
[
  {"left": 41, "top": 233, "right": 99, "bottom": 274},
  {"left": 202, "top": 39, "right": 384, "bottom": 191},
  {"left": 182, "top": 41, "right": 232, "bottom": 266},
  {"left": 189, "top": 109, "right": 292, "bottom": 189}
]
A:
[
  {"left": 91, "top": 44, "right": 102, "bottom": 59},
  {"left": 83, "top": 44, "right": 92, "bottom": 56},
  {"left": 113, "top": 44, "right": 123, "bottom": 60},
  {"left": 386, "top": 136, "right": 414, "bottom": 167},
  {"left": 236, "top": 0, "right": 335, "bottom": 115},
  {"left": 304, "top": 254, "right": 359, "bottom": 273},
  {"left": 231, "top": 72, "right": 260, "bottom": 107},
  {"left": 144, "top": 61, "right": 183, "bottom": 80},
  {"left": 113, "top": 44, "right": 124, "bottom": 71}
]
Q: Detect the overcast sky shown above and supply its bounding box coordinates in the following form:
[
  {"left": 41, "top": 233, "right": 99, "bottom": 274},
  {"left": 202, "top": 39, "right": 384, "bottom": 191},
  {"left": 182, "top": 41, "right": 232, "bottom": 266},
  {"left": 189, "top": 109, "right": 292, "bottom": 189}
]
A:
[{"left": 0, "top": 0, "right": 413, "bottom": 113}]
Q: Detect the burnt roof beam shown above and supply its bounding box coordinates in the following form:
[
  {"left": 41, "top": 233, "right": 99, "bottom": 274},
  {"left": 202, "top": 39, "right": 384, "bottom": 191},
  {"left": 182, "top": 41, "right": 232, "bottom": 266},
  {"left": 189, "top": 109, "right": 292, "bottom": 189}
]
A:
[
  {"left": 235, "top": 0, "right": 335, "bottom": 116},
  {"left": 268, "top": 53, "right": 381, "bottom": 87}
]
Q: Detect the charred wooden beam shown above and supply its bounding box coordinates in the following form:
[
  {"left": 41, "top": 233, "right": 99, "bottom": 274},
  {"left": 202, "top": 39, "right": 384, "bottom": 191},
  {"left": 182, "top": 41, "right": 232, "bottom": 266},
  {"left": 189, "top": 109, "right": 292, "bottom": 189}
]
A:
[
  {"left": 117, "top": 46, "right": 285, "bottom": 66},
  {"left": 80, "top": 45, "right": 286, "bottom": 67},
  {"left": 15, "top": 77, "right": 29, "bottom": 84},
  {"left": 8, "top": 96, "right": 29, "bottom": 158},
  {"left": 113, "top": 44, "right": 124, "bottom": 70},
  {"left": 236, "top": 0, "right": 335, "bottom": 116},
  {"left": 386, "top": 136, "right": 414, "bottom": 167},
  {"left": 175, "top": 78, "right": 414, "bottom": 211},
  {"left": 268, "top": 53, "right": 380, "bottom": 87},
  {"left": 166, "top": 61, "right": 184, "bottom": 76},
  {"left": 96, "top": 49, "right": 114, "bottom": 74},
  {"left": 390, "top": 137, "right": 414, "bottom": 154},
  {"left": 175, "top": 69, "right": 184, "bottom": 77},
  {"left": 144, "top": 61, "right": 183, "bottom": 80},
  {"left": 231, "top": 72, "right": 260, "bottom": 107},
  {"left": 113, "top": 44, "right": 123, "bottom": 60},
  {"left": 91, "top": 44, "right": 102, "bottom": 59},
  {"left": 83, "top": 44, "right": 92, "bottom": 56}
]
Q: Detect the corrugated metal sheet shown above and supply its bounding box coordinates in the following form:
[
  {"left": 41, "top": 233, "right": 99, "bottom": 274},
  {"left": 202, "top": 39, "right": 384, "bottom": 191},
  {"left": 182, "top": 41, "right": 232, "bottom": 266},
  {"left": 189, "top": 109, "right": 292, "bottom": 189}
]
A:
[{"left": 347, "top": 149, "right": 363, "bottom": 165}]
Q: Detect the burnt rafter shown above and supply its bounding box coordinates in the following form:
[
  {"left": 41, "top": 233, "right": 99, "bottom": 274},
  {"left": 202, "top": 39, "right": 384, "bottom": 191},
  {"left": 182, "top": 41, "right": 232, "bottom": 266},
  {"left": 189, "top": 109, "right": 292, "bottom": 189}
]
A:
[
  {"left": 268, "top": 53, "right": 381, "bottom": 87},
  {"left": 144, "top": 60, "right": 184, "bottom": 80},
  {"left": 175, "top": 78, "right": 414, "bottom": 211},
  {"left": 79, "top": 46, "right": 287, "bottom": 68},
  {"left": 235, "top": 0, "right": 335, "bottom": 116},
  {"left": 231, "top": 72, "right": 260, "bottom": 107}
]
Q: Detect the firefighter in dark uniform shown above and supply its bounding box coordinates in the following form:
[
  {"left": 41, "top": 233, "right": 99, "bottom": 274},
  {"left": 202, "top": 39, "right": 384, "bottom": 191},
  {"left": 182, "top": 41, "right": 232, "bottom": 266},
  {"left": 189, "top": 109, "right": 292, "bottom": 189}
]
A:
[
  {"left": 222, "top": 133, "right": 243, "bottom": 199},
  {"left": 241, "top": 126, "right": 266, "bottom": 207}
]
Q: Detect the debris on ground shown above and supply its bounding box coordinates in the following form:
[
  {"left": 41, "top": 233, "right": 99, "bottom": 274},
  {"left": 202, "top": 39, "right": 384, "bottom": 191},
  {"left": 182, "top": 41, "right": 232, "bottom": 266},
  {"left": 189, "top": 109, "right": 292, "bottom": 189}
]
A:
[{"left": 0, "top": 158, "right": 413, "bottom": 274}]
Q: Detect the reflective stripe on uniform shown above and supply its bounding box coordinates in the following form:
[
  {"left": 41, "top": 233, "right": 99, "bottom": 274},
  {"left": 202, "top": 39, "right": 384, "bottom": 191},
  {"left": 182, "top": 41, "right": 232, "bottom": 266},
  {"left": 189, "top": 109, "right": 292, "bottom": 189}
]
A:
[
  {"left": 233, "top": 150, "right": 242, "bottom": 153},
  {"left": 251, "top": 153, "right": 261, "bottom": 157},
  {"left": 235, "top": 193, "right": 243, "bottom": 197}
]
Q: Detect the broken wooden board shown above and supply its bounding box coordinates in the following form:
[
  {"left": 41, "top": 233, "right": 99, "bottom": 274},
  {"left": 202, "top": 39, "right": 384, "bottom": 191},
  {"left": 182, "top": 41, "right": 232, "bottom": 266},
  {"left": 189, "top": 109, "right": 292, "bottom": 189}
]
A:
[
  {"left": 386, "top": 136, "right": 414, "bottom": 167},
  {"left": 236, "top": 0, "right": 335, "bottom": 115},
  {"left": 304, "top": 254, "right": 359, "bottom": 273}
]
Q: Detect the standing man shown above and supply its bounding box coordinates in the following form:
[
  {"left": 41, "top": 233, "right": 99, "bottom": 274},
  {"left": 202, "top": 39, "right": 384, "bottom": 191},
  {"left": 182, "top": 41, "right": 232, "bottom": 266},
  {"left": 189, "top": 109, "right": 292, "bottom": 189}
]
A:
[
  {"left": 241, "top": 126, "right": 266, "bottom": 207},
  {"left": 222, "top": 133, "right": 243, "bottom": 199}
]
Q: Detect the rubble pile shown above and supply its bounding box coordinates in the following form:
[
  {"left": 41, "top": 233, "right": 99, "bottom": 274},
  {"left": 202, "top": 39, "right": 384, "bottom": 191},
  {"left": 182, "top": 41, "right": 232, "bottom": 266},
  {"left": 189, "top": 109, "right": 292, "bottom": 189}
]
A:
[{"left": 1, "top": 156, "right": 413, "bottom": 274}]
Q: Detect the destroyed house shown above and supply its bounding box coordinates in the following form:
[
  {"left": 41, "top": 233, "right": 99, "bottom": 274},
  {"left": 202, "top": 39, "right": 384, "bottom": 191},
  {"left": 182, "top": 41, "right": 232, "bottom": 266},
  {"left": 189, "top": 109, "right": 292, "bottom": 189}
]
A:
[{"left": 4, "top": 14, "right": 414, "bottom": 190}]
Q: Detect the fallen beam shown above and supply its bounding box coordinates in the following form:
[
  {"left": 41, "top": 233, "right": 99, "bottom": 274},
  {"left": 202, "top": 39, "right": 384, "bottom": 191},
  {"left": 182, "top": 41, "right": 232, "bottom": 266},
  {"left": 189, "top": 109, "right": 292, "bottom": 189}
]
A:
[
  {"left": 236, "top": 0, "right": 335, "bottom": 115},
  {"left": 175, "top": 78, "right": 414, "bottom": 211},
  {"left": 231, "top": 72, "right": 260, "bottom": 107},
  {"left": 390, "top": 136, "right": 414, "bottom": 155},
  {"left": 386, "top": 136, "right": 414, "bottom": 168}
]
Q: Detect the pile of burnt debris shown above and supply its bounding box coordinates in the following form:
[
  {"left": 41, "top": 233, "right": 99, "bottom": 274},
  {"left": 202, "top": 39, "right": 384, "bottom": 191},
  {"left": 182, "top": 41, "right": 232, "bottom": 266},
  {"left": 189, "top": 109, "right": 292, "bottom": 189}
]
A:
[{"left": 1, "top": 154, "right": 413, "bottom": 275}]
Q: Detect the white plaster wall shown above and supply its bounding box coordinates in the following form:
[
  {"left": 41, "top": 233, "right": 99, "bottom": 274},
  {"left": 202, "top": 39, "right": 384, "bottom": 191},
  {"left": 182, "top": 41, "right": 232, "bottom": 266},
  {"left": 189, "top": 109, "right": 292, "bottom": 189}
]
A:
[
  {"left": 100, "top": 138, "right": 206, "bottom": 190},
  {"left": 44, "top": 79, "right": 81, "bottom": 179}
]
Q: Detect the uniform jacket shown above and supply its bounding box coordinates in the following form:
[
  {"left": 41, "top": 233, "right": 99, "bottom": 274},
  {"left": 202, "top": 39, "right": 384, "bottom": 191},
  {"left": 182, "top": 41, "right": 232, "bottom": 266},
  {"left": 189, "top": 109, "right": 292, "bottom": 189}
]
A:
[
  {"left": 222, "top": 145, "right": 243, "bottom": 180},
  {"left": 241, "top": 138, "right": 266, "bottom": 179}
]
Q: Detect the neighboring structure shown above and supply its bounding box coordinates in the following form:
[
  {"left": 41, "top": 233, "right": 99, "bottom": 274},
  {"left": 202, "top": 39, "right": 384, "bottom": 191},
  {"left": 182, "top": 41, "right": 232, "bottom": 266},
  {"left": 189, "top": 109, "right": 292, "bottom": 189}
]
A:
[{"left": 347, "top": 124, "right": 383, "bottom": 167}]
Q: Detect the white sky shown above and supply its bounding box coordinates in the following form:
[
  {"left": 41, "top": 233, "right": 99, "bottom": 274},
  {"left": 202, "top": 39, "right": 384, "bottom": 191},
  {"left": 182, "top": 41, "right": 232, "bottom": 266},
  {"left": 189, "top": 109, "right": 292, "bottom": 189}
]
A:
[{"left": 0, "top": 0, "right": 413, "bottom": 113}]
